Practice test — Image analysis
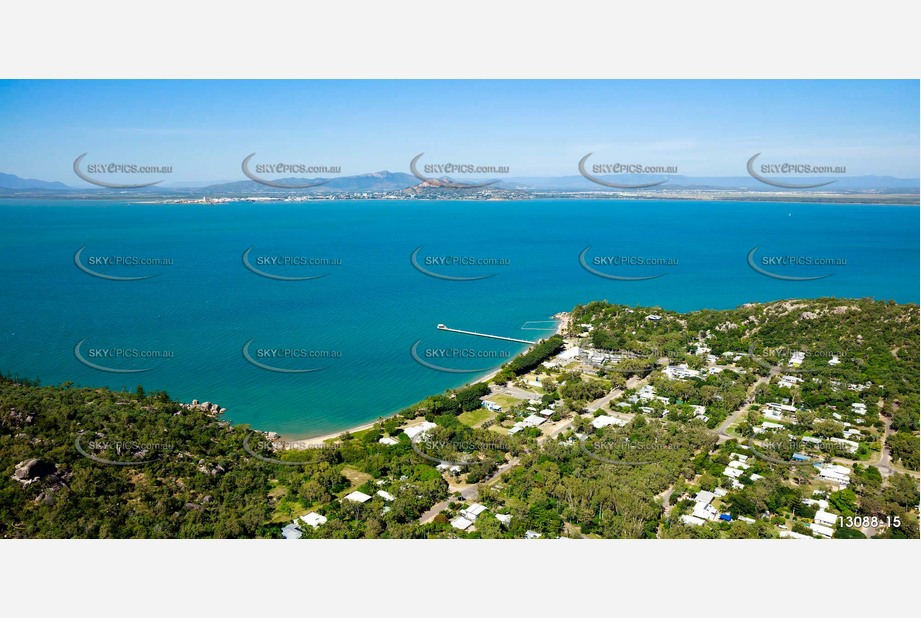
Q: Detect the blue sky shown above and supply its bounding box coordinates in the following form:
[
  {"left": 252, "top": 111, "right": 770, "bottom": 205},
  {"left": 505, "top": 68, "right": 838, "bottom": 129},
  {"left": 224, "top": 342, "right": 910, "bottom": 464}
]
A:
[{"left": 0, "top": 80, "right": 917, "bottom": 183}]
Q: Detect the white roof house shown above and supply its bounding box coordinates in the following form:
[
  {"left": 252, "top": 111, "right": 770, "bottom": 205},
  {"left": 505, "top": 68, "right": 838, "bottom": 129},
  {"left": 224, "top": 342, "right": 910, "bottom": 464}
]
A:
[
  {"left": 282, "top": 523, "right": 303, "bottom": 539},
  {"left": 779, "top": 530, "right": 814, "bottom": 540},
  {"left": 764, "top": 408, "right": 784, "bottom": 421},
  {"left": 403, "top": 421, "right": 437, "bottom": 441},
  {"left": 694, "top": 490, "right": 716, "bottom": 505},
  {"left": 461, "top": 503, "right": 488, "bottom": 520},
  {"left": 817, "top": 463, "right": 851, "bottom": 486},
  {"left": 663, "top": 364, "right": 700, "bottom": 380},
  {"left": 378, "top": 436, "right": 399, "bottom": 445},
  {"left": 522, "top": 414, "right": 547, "bottom": 427},
  {"left": 693, "top": 503, "right": 719, "bottom": 521},
  {"left": 495, "top": 513, "right": 512, "bottom": 525},
  {"left": 767, "top": 402, "right": 798, "bottom": 413},
  {"left": 829, "top": 437, "right": 859, "bottom": 454},
  {"left": 680, "top": 515, "right": 706, "bottom": 526},
  {"left": 376, "top": 490, "right": 396, "bottom": 502},
  {"left": 814, "top": 510, "right": 838, "bottom": 527},
  {"left": 344, "top": 491, "right": 372, "bottom": 503},
  {"left": 723, "top": 466, "right": 744, "bottom": 479},
  {"left": 809, "top": 523, "right": 834, "bottom": 538},
  {"left": 778, "top": 376, "right": 803, "bottom": 388},
  {"left": 788, "top": 351, "right": 806, "bottom": 366},
  {"left": 592, "top": 415, "right": 628, "bottom": 429},
  {"left": 802, "top": 498, "right": 830, "bottom": 510},
  {"left": 299, "top": 512, "right": 328, "bottom": 528},
  {"left": 451, "top": 516, "right": 474, "bottom": 530},
  {"left": 539, "top": 408, "right": 555, "bottom": 417}
]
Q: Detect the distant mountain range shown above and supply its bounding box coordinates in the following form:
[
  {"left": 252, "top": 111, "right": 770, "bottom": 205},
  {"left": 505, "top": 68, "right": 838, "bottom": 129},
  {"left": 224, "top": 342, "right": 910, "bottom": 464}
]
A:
[
  {"left": 200, "top": 171, "right": 419, "bottom": 193},
  {"left": 497, "top": 174, "right": 921, "bottom": 193},
  {"left": 0, "top": 172, "right": 71, "bottom": 191},
  {"left": 1, "top": 170, "right": 918, "bottom": 196}
]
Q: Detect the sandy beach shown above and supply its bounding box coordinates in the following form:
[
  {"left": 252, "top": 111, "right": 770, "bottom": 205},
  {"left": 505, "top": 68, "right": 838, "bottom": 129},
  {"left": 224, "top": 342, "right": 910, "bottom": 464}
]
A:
[{"left": 284, "top": 312, "right": 569, "bottom": 449}]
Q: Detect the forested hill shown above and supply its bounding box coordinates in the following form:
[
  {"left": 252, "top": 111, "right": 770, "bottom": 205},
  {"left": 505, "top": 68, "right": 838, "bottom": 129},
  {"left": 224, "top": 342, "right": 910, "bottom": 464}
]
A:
[
  {"left": 573, "top": 297, "right": 920, "bottom": 410},
  {"left": 0, "top": 381, "right": 275, "bottom": 538}
]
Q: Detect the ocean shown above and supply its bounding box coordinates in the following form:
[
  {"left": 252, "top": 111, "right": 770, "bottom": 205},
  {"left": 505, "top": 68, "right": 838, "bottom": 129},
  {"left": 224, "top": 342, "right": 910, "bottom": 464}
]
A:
[{"left": 0, "top": 198, "right": 917, "bottom": 438}]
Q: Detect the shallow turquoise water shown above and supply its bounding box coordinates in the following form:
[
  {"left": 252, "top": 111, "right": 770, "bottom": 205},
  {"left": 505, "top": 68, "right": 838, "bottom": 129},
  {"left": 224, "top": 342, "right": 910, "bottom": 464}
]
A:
[{"left": 0, "top": 198, "right": 917, "bottom": 437}]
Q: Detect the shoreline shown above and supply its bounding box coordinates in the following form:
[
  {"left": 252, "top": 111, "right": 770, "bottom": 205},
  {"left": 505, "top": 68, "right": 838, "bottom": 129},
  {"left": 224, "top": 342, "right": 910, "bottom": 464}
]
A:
[{"left": 283, "top": 312, "right": 569, "bottom": 449}]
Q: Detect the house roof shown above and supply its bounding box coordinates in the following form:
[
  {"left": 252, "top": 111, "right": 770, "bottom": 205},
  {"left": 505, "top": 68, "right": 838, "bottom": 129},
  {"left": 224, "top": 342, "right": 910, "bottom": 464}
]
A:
[
  {"left": 462, "top": 503, "right": 487, "bottom": 518},
  {"left": 694, "top": 490, "right": 715, "bottom": 504},
  {"left": 299, "top": 512, "right": 328, "bottom": 528}
]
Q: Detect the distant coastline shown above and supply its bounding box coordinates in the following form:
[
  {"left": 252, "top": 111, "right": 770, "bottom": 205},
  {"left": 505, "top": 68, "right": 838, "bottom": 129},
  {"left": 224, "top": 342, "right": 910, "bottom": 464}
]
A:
[{"left": 1, "top": 193, "right": 918, "bottom": 206}]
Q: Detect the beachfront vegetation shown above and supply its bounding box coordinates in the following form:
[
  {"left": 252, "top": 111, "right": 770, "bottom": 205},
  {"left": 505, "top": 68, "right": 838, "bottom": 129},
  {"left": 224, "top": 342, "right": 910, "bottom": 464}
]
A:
[{"left": 1, "top": 297, "right": 917, "bottom": 539}]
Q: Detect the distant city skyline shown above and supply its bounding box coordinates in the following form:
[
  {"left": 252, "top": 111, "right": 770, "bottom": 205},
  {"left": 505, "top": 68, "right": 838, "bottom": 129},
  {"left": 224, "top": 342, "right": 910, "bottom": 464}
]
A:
[{"left": 0, "top": 80, "right": 918, "bottom": 184}]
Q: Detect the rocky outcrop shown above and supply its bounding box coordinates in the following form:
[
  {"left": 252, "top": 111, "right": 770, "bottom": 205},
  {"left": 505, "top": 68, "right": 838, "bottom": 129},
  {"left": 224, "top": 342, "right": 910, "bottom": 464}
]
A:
[
  {"left": 180, "top": 400, "right": 226, "bottom": 416},
  {"left": 12, "top": 458, "right": 57, "bottom": 485},
  {"left": 197, "top": 459, "right": 226, "bottom": 476}
]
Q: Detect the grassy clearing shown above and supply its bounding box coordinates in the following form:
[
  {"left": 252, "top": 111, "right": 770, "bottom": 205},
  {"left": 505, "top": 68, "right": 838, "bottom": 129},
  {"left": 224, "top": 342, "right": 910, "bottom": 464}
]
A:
[{"left": 458, "top": 408, "right": 495, "bottom": 427}]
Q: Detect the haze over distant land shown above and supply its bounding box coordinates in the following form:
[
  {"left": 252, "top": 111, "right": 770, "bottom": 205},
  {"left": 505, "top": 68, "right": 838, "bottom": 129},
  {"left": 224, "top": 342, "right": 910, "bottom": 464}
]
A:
[{"left": 1, "top": 170, "right": 918, "bottom": 202}]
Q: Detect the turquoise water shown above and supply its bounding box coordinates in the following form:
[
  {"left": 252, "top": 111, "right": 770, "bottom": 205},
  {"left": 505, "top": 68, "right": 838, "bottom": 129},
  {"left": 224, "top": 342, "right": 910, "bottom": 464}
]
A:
[{"left": 0, "top": 198, "right": 917, "bottom": 438}]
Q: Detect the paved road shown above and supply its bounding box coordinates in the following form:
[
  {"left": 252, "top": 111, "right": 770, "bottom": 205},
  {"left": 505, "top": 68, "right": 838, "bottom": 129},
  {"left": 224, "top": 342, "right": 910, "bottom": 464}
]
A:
[
  {"left": 418, "top": 457, "right": 520, "bottom": 524},
  {"left": 716, "top": 368, "right": 777, "bottom": 442}
]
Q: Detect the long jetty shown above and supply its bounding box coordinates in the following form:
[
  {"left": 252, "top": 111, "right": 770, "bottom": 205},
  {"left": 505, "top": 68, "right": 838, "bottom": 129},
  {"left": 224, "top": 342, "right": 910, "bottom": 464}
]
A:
[{"left": 436, "top": 324, "right": 536, "bottom": 345}]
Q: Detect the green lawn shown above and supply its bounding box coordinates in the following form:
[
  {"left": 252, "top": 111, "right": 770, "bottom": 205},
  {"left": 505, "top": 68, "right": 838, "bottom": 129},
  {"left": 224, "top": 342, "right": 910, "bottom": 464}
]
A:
[
  {"left": 487, "top": 394, "right": 522, "bottom": 408},
  {"left": 458, "top": 408, "right": 495, "bottom": 427}
]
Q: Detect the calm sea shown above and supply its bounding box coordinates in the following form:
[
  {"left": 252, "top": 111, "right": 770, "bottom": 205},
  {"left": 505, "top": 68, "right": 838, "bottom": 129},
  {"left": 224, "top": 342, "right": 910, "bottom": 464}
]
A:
[{"left": 0, "top": 198, "right": 917, "bottom": 438}]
